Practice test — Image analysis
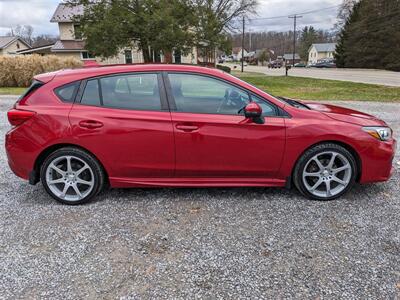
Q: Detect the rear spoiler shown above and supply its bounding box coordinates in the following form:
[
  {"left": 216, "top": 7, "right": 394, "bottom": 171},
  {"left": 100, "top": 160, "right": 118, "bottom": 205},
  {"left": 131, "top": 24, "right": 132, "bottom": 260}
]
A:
[{"left": 33, "top": 70, "right": 61, "bottom": 84}]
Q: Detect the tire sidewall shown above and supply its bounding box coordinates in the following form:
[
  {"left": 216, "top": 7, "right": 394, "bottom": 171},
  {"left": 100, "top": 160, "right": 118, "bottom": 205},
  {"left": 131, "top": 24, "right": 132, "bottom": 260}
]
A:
[
  {"left": 294, "top": 143, "right": 357, "bottom": 201},
  {"left": 40, "top": 147, "right": 104, "bottom": 205}
]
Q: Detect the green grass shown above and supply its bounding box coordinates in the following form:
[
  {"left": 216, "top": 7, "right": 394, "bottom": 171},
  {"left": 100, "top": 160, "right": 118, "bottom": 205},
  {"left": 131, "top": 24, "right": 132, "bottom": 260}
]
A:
[
  {"left": 233, "top": 71, "right": 400, "bottom": 102},
  {"left": 0, "top": 87, "right": 26, "bottom": 95}
]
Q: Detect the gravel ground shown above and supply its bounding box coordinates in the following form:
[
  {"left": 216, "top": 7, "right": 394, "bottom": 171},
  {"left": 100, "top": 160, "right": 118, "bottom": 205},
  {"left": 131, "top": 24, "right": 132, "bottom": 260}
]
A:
[{"left": 1, "top": 96, "right": 399, "bottom": 299}]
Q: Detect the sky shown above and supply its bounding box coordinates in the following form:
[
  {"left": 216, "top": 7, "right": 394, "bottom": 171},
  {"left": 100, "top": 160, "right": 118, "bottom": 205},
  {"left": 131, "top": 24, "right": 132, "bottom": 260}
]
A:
[{"left": 0, "top": 0, "right": 342, "bottom": 37}]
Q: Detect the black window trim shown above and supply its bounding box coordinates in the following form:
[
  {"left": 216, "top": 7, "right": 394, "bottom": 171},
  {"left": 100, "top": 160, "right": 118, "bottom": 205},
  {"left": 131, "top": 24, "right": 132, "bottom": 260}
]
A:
[
  {"left": 76, "top": 71, "right": 169, "bottom": 111},
  {"left": 162, "top": 71, "right": 289, "bottom": 118}
]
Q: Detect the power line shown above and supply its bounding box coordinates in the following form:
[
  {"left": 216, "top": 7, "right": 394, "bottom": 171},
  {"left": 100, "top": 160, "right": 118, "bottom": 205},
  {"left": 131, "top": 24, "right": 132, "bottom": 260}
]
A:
[{"left": 245, "top": 4, "right": 341, "bottom": 22}]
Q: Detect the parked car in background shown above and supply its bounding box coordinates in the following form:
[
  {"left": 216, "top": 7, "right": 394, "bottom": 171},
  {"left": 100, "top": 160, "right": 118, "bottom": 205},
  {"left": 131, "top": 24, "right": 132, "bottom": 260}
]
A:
[
  {"left": 268, "top": 60, "right": 283, "bottom": 68},
  {"left": 312, "top": 59, "right": 336, "bottom": 68},
  {"left": 5, "top": 64, "right": 396, "bottom": 204},
  {"left": 294, "top": 62, "right": 307, "bottom": 68}
]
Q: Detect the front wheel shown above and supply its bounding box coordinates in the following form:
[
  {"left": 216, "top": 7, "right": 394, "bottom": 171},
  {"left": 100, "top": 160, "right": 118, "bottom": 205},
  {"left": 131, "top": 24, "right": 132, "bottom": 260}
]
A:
[
  {"left": 293, "top": 143, "right": 357, "bottom": 201},
  {"left": 40, "top": 147, "right": 105, "bottom": 205}
]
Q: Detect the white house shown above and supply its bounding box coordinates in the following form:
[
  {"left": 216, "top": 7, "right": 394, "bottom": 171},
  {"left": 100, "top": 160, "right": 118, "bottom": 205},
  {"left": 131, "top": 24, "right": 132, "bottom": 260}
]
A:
[
  {"left": 308, "top": 43, "right": 336, "bottom": 64},
  {"left": 231, "top": 47, "right": 248, "bottom": 61}
]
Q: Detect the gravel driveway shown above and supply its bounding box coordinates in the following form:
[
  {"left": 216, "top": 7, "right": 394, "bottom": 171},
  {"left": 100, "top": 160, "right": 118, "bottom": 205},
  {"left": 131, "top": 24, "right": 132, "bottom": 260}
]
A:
[{"left": 1, "top": 96, "right": 399, "bottom": 299}]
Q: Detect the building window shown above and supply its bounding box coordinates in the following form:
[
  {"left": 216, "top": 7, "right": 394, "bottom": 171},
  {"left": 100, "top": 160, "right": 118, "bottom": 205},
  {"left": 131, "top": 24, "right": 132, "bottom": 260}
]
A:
[
  {"left": 173, "top": 50, "right": 182, "bottom": 64},
  {"left": 124, "top": 50, "right": 133, "bottom": 64},
  {"left": 81, "top": 51, "right": 95, "bottom": 60},
  {"left": 74, "top": 24, "right": 82, "bottom": 40}
]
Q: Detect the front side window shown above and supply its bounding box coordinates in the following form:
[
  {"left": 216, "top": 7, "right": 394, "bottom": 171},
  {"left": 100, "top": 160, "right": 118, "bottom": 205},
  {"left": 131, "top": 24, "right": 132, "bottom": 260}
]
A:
[
  {"left": 168, "top": 73, "right": 251, "bottom": 115},
  {"left": 99, "top": 73, "right": 161, "bottom": 111}
]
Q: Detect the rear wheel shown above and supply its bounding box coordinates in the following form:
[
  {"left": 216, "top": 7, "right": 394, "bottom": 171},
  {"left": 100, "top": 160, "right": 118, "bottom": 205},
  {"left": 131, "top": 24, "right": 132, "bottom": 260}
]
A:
[
  {"left": 40, "top": 147, "right": 105, "bottom": 205},
  {"left": 294, "top": 143, "right": 357, "bottom": 200}
]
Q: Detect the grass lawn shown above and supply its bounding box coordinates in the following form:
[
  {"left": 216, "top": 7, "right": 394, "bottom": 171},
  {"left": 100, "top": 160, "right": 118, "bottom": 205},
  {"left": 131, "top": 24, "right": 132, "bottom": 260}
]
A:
[
  {"left": 0, "top": 87, "right": 26, "bottom": 95},
  {"left": 233, "top": 71, "right": 400, "bottom": 102}
]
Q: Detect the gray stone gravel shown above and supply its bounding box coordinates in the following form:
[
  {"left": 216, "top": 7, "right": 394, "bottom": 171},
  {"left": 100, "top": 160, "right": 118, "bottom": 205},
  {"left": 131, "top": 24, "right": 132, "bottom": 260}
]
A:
[{"left": 1, "top": 96, "right": 399, "bottom": 299}]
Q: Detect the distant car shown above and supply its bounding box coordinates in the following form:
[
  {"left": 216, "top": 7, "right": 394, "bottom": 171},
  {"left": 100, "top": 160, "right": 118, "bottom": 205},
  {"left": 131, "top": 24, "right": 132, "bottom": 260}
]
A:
[
  {"left": 294, "top": 62, "right": 307, "bottom": 68},
  {"left": 218, "top": 58, "right": 224, "bottom": 64},
  {"left": 268, "top": 61, "right": 282, "bottom": 68},
  {"left": 5, "top": 64, "right": 396, "bottom": 204},
  {"left": 313, "top": 61, "right": 336, "bottom": 68}
]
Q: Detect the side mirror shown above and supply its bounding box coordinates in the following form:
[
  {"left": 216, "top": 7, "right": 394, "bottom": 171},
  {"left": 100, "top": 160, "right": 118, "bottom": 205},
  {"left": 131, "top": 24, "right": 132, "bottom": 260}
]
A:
[{"left": 244, "top": 102, "right": 264, "bottom": 124}]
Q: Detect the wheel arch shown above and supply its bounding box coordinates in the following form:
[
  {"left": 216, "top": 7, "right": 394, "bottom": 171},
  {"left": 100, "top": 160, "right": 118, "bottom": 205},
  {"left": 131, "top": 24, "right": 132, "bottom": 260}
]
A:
[
  {"left": 31, "top": 143, "right": 109, "bottom": 185},
  {"left": 291, "top": 140, "right": 362, "bottom": 183}
]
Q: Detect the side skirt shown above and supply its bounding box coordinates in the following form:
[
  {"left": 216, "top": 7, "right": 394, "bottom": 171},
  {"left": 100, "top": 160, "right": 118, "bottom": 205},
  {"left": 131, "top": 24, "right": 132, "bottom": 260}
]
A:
[{"left": 109, "top": 177, "right": 286, "bottom": 188}]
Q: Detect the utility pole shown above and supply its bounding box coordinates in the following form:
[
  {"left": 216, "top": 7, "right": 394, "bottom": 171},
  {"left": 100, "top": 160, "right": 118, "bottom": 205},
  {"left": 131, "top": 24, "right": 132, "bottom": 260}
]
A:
[
  {"left": 288, "top": 14, "right": 302, "bottom": 67},
  {"left": 241, "top": 16, "right": 245, "bottom": 73}
]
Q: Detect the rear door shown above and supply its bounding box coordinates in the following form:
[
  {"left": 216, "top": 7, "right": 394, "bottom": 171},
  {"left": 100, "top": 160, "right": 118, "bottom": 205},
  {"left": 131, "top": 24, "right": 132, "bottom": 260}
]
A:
[
  {"left": 165, "top": 72, "right": 286, "bottom": 179},
  {"left": 68, "top": 72, "right": 175, "bottom": 180}
]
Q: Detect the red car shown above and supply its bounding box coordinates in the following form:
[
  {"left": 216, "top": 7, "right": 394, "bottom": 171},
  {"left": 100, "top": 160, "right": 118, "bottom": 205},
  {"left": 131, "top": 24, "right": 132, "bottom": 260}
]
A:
[{"left": 5, "top": 64, "right": 396, "bottom": 204}]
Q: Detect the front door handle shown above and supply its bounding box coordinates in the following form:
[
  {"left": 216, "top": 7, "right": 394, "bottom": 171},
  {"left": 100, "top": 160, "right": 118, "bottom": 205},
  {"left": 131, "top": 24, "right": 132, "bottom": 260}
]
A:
[
  {"left": 175, "top": 124, "right": 199, "bottom": 132},
  {"left": 79, "top": 120, "right": 104, "bottom": 129}
]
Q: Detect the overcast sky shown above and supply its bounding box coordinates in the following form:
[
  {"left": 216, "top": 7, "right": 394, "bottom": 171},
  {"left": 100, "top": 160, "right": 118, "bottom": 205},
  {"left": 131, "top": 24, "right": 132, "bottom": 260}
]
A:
[{"left": 0, "top": 0, "right": 342, "bottom": 36}]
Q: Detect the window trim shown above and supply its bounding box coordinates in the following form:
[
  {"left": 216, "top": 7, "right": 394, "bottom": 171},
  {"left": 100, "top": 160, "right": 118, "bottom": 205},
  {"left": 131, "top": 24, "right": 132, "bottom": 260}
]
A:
[
  {"left": 163, "top": 71, "right": 287, "bottom": 117},
  {"left": 76, "top": 72, "right": 169, "bottom": 111}
]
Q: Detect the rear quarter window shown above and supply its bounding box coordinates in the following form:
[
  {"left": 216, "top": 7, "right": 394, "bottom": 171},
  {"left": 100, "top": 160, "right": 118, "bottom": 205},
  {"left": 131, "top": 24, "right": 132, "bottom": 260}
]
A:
[{"left": 54, "top": 82, "right": 80, "bottom": 103}]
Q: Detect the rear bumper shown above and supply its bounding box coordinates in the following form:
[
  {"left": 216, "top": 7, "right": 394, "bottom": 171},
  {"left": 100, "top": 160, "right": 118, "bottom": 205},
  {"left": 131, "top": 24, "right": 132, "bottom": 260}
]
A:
[
  {"left": 359, "top": 138, "right": 397, "bottom": 183},
  {"left": 5, "top": 128, "right": 35, "bottom": 181}
]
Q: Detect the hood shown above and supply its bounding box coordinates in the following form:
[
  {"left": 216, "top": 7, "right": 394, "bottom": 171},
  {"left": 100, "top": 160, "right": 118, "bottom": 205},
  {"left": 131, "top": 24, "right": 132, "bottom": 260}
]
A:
[{"left": 304, "top": 102, "right": 387, "bottom": 127}]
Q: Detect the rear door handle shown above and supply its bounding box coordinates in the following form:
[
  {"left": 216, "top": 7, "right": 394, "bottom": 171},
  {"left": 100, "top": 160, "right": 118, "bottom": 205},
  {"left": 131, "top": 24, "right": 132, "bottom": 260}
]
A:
[
  {"left": 79, "top": 120, "right": 104, "bottom": 129},
  {"left": 175, "top": 124, "right": 199, "bottom": 132}
]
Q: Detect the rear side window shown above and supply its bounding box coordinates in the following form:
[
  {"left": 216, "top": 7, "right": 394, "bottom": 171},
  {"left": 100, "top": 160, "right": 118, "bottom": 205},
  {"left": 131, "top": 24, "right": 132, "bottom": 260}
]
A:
[
  {"left": 100, "top": 73, "right": 161, "bottom": 111},
  {"left": 55, "top": 82, "right": 80, "bottom": 103},
  {"left": 18, "top": 80, "right": 44, "bottom": 102},
  {"left": 81, "top": 79, "right": 101, "bottom": 106},
  {"left": 78, "top": 73, "right": 162, "bottom": 111}
]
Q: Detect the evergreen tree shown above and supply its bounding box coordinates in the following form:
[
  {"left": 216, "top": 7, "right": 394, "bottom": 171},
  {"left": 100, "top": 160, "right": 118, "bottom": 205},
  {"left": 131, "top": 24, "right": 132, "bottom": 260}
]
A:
[
  {"left": 335, "top": 0, "right": 400, "bottom": 71},
  {"left": 299, "top": 26, "right": 318, "bottom": 61}
]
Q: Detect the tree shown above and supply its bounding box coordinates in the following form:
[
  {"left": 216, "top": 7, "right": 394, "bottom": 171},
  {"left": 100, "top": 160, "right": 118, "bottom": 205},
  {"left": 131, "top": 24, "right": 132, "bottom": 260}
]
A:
[
  {"left": 67, "top": 0, "right": 257, "bottom": 63},
  {"left": 257, "top": 50, "right": 269, "bottom": 66},
  {"left": 334, "top": 0, "right": 358, "bottom": 33},
  {"left": 298, "top": 26, "right": 318, "bottom": 61},
  {"left": 67, "top": 0, "right": 196, "bottom": 63},
  {"left": 32, "top": 35, "right": 59, "bottom": 47},
  {"left": 7, "top": 25, "right": 34, "bottom": 45},
  {"left": 335, "top": 0, "right": 400, "bottom": 71}
]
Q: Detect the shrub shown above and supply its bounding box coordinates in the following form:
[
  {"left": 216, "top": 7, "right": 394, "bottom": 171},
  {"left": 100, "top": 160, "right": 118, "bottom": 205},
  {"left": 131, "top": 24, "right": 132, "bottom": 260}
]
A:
[
  {"left": 216, "top": 64, "right": 231, "bottom": 73},
  {"left": 0, "top": 55, "right": 83, "bottom": 87}
]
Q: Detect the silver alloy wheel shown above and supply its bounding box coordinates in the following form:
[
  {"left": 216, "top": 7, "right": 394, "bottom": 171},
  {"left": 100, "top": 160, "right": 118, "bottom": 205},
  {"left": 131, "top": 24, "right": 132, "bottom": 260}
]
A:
[
  {"left": 302, "top": 151, "right": 352, "bottom": 198},
  {"left": 45, "top": 155, "right": 95, "bottom": 202}
]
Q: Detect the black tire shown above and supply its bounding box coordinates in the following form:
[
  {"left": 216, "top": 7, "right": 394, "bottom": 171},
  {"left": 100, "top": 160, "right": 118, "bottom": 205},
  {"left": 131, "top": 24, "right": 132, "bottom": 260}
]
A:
[
  {"left": 293, "top": 143, "right": 357, "bottom": 201},
  {"left": 40, "top": 147, "right": 105, "bottom": 205}
]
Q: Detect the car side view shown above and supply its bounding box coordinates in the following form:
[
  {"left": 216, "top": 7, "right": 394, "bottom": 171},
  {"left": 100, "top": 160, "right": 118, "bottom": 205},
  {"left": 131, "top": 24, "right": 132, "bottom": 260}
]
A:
[{"left": 5, "top": 64, "right": 396, "bottom": 205}]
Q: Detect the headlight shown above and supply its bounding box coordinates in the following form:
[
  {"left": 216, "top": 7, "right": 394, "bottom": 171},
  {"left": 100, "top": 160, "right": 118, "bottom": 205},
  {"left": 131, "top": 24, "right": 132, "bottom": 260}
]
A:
[{"left": 362, "top": 126, "right": 392, "bottom": 141}]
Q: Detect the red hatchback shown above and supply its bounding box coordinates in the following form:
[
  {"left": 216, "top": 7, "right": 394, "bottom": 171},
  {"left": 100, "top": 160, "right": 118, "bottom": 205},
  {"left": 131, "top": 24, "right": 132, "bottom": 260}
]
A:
[{"left": 5, "top": 64, "right": 396, "bottom": 204}]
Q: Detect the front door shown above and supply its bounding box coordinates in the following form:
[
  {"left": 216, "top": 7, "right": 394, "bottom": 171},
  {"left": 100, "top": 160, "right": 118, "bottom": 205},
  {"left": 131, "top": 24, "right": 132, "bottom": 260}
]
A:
[
  {"left": 165, "top": 73, "right": 286, "bottom": 179},
  {"left": 68, "top": 72, "right": 175, "bottom": 180}
]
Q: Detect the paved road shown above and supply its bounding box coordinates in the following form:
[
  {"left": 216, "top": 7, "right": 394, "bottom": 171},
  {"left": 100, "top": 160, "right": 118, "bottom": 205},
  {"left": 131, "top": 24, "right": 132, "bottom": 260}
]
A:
[
  {"left": 1, "top": 96, "right": 400, "bottom": 298},
  {"left": 228, "top": 64, "right": 400, "bottom": 87}
]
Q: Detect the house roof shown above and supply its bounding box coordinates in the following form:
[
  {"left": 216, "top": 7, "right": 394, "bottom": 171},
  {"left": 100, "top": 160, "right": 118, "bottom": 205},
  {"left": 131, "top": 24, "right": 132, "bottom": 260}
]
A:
[
  {"left": 50, "top": 3, "right": 84, "bottom": 22},
  {"left": 0, "top": 36, "right": 31, "bottom": 49},
  {"left": 283, "top": 53, "right": 300, "bottom": 60},
  {"left": 51, "top": 40, "right": 85, "bottom": 52},
  {"left": 311, "top": 43, "right": 336, "bottom": 53},
  {"left": 17, "top": 44, "right": 54, "bottom": 54}
]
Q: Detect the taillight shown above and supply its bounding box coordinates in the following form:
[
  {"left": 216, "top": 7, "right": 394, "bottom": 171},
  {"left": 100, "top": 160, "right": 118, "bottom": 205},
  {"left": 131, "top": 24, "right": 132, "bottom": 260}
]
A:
[{"left": 7, "top": 109, "right": 36, "bottom": 127}]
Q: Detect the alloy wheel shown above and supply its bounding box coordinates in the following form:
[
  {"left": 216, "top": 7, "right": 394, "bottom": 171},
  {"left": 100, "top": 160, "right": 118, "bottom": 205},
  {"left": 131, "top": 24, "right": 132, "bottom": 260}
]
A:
[
  {"left": 45, "top": 155, "right": 95, "bottom": 202},
  {"left": 302, "top": 151, "right": 352, "bottom": 199}
]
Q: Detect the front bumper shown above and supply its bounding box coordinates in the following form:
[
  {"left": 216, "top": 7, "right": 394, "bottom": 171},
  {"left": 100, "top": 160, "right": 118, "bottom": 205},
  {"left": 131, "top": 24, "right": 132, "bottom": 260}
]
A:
[{"left": 359, "top": 138, "right": 397, "bottom": 183}]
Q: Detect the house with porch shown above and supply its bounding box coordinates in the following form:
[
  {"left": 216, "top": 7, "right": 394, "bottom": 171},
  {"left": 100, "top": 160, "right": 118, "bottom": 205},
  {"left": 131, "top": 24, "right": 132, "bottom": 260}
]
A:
[{"left": 308, "top": 43, "right": 336, "bottom": 65}]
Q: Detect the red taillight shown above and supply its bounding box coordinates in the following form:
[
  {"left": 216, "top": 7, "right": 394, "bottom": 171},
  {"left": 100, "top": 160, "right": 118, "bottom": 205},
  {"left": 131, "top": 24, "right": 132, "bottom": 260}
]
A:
[{"left": 7, "top": 109, "right": 36, "bottom": 127}]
